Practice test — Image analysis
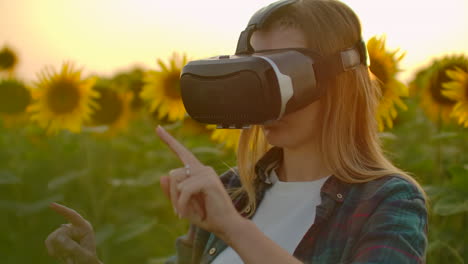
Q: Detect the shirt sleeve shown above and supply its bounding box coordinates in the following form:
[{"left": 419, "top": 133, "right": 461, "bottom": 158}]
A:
[
  {"left": 164, "top": 234, "right": 195, "bottom": 264},
  {"left": 164, "top": 168, "right": 241, "bottom": 264},
  {"left": 349, "top": 178, "right": 428, "bottom": 264}
]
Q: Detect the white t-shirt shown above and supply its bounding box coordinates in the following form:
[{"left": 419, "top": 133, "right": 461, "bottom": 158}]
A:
[{"left": 212, "top": 169, "right": 329, "bottom": 264}]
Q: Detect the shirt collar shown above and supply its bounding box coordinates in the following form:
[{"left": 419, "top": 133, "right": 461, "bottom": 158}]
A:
[
  {"left": 254, "top": 146, "right": 352, "bottom": 203},
  {"left": 254, "top": 146, "right": 283, "bottom": 184}
]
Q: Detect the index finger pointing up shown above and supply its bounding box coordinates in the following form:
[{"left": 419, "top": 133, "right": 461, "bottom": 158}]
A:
[
  {"left": 156, "top": 125, "right": 201, "bottom": 166},
  {"left": 49, "top": 203, "right": 89, "bottom": 229}
]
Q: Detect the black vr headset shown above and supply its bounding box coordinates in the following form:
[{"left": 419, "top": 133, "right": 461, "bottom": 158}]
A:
[{"left": 180, "top": 0, "right": 368, "bottom": 128}]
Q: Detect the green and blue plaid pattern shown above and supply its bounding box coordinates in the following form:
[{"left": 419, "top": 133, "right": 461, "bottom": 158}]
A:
[{"left": 166, "top": 147, "right": 428, "bottom": 264}]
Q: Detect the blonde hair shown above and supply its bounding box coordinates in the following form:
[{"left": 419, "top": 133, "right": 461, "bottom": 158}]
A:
[{"left": 231, "top": 0, "right": 426, "bottom": 216}]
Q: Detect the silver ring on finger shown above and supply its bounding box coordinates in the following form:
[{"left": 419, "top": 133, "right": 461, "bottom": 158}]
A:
[{"left": 185, "top": 164, "right": 191, "bottom": 177}]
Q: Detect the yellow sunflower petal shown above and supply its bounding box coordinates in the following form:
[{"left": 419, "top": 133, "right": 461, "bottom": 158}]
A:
[
  {"left": 27, "top": 62, "right": 98, "bottom": 134},
  {"left": 411, "top": 55, "right": 468, "bottom": 125},
  {"left": 367, "top": 35, "right": 408, "bottom": 131},
  {"left": 440, "top": 65, "right": 468, "bottom": 127},
  {"left": 141, "top": 52, "right": 188, "bottom": 122}
]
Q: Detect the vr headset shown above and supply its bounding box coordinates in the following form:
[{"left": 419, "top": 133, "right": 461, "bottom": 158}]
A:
[{"left": 180, "top": 0, "right": 367, "bottom": 128}]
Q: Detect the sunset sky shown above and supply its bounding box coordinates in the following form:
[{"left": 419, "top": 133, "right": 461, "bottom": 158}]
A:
[{"left": 1, "top": 0, "right": 467, "bottom": 82}]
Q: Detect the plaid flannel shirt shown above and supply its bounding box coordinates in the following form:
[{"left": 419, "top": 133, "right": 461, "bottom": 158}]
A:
[{"left": 165, "top": 147, "right": 428, "bottom": 264}]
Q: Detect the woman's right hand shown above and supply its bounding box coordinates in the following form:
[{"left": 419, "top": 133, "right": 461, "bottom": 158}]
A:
[
  {"left": 45, "top": 203, "right": 102, "bottom": 264},
  {"left": 160, "top": 174, "right": 200, "bottom": 243}
]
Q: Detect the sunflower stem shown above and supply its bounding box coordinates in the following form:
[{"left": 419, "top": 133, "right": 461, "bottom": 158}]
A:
[
  {"left": 435, "top": 112, "right": 443, "bottom": 184},
  {"left": 80, "top": 136, "right": 100, "bottom": 225}
]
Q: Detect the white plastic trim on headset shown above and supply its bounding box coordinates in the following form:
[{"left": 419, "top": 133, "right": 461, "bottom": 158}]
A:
[{"left": 252, "top": 55, "right": 294, "bottom": 120}]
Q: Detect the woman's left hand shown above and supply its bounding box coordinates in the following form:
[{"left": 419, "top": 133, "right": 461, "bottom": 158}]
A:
[{"left": 156, "top": 125, "right": 244, "bottom": 240}]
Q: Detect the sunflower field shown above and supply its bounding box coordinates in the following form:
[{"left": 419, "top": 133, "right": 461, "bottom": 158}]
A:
[{"left": 1, "top": 37, "right": 467, "bottom": 263}]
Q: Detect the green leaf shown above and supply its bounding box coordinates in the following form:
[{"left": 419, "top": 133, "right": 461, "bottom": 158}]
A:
[
  {"left": 0, "top": 170, "right": 20, "bottom": 185},
  {"left": 95, "top": 224, "right": 115, "bottom": 245},
  {"left": 427, "top": 240, "right": 464, "bottom": 263},
  {"left": 433, "top": 194, "right": 468, "bottom": 216},
  {"left": 18, "top": 194, "right": 64, "bottom": 216},
  {"left": 191, "top": 146, "right": 222, "bottom": 155},
  {"left": 110, "top": 169, "right": 163, "bottom": 187},
  {"left": 115, "top": 218, "right": 157, "bottom": 244},
  {"left": 0, "top": 194, "right": 64, "bottom": 216},
  {"left": 0, "top": 200, "right": 20, "bottom": 210},
  {"left": 448, "top": 165, "right": 468, "bottom": 178},
  {"left": 448, "top": 165, "right": 468, "bottom": 193},
  {"left": 378, "top": 132, "right": 397, "bottom": 140},
  {"left": 431, "top": 132, "right": 458, "bottom": 141},
  {"left": 47, "top": 169, "right": 88, "bottom": 190},
  {"left": 423, "top": 185, "right": 448, "bottom": 200}
]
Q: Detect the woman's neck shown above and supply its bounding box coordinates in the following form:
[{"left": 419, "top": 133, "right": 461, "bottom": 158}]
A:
[{"left": 276, "top": 142, "right": 332, "bottom": 182}]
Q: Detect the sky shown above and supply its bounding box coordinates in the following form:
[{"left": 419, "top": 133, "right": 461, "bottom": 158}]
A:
[{"left": 1, "top": 0, "right": 467, "bottom": 83}]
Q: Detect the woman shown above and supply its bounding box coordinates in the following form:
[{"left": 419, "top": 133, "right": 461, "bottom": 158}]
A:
[{"left": 45, "top": 0, "right": 428, "bottom": 263}]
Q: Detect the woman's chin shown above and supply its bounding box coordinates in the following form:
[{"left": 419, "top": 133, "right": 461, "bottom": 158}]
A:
[{"left": 263, "top": 125, "right": 289, "bottom": 147}]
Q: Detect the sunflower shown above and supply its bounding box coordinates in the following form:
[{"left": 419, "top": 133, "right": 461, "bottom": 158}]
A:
[
  {"left": 442, "top": 67, "right": 468, "bottom": 127},
  {"left": 0, "top": 46, "right": 18, "bottom": 74},
  {"left": 410, "top": 55, "right": 468, "bottom": 124},
  {"left": 206, "top": 124, "right": 241, "bottom": 151},
  {"left": 367, "top": 36, "right": 408, "bottom": 131},
  {"left": 27, "top": 62, "right": 98, "bottom": 134},
  {"left": 86, "top": 80, "right": 132, "bottom": 135},
  {"left": 0, "top": 79, "right": 32, "bottom": 126},
  {"left": 141, "top": 52, "right": 188, "bottom": 122}
]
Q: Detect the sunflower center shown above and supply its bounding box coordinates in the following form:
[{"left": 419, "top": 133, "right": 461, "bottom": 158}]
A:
[
  {"left": 163, "top": 72, "right": 181, "bottom": 99},
  {"left": 430, "top": 66, "right": 465, "bottom": 105},
  {"left": 0, "top": 48, "right": 16, "bottom": 70},
  {"left": 91, "top": 87, "right": 123, "bottom": 125},
  {"left": 46, "top": 79, "right": 81, "bottom": 114},
  {"left": 0, "top": 80, "right": 31, "bottom": 114},
  {"left": 370, "top": 58, "right": 390, "bottom": 95},
  {"left": 370, "top": 57, "right": 390, "bottom": 85}
]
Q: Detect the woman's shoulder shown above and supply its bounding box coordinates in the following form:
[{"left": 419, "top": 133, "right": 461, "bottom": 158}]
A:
[
  {"left": 337, "top": 175, "right": 428, "bottom": 263},
  {"left": 218, "top": 169, "right": 426, "bottom": 200},
  {"left": 345, "top": 174, "right": 426, "bottom": 204}
]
